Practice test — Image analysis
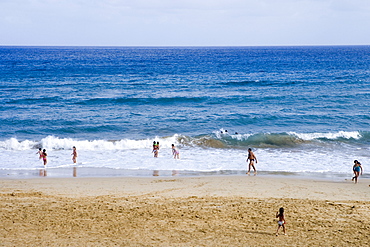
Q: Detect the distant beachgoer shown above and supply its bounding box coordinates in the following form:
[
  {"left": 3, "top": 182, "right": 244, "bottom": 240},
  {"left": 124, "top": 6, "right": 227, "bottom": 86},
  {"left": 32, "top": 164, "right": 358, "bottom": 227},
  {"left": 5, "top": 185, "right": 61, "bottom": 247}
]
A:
[
  {"left": 152, "top": 141, "right": 157, "bottom": 157},
  {"left": 172, "top": 144, "right": 180, "bottom": 159},
  {"left": 36, "top": 148, "right": 43, "bottom": 159},
  {"left": 42, "top": 149, "right": 48, "bottom": 166},
  {"left": 246, "top": 148, "right": 257, "bottom": 174},
  {"left": 276, "top": 207, "right": 286, "bottom": 236},
  {"left": 152, "top": 141, "right": 159, "bottom": 158},
  {"left": 352, "top": 160, "right": 363, "bottom": 184},
  {"left": 71, "top": 146, "right": 78, "bottom": 164}
]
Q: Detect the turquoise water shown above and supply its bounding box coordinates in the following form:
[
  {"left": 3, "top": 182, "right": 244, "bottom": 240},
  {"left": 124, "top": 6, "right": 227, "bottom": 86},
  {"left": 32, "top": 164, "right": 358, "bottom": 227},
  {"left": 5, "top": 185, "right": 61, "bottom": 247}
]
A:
[{"left": 1, "top": 46, "right": 369, "bottom": 175}]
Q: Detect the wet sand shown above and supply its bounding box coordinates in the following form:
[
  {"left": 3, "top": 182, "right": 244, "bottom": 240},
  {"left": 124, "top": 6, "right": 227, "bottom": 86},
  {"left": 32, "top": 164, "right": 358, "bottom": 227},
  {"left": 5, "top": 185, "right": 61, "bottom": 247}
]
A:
[{"left": 1, "top": 175, "right": 369, "bottom": 246}]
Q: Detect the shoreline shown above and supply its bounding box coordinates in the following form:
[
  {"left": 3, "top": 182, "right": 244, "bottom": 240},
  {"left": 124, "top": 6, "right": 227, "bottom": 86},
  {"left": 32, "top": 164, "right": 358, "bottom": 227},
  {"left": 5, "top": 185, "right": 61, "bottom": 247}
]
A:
[{"left": 0, "top": 166, "right": 365, "bottom": 180}]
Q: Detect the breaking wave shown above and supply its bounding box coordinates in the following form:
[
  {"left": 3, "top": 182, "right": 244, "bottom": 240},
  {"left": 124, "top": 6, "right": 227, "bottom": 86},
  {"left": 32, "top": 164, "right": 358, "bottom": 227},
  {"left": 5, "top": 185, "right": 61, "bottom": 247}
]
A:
[{"left": 0, "top": 131, "right": 365, "bottom": 151}]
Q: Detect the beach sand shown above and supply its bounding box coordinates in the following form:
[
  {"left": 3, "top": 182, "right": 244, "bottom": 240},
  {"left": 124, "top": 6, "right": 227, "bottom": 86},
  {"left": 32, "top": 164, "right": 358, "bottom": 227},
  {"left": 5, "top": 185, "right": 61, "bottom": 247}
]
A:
[{"left": 1, "top": 175, "right": 369, "bottom": 246}]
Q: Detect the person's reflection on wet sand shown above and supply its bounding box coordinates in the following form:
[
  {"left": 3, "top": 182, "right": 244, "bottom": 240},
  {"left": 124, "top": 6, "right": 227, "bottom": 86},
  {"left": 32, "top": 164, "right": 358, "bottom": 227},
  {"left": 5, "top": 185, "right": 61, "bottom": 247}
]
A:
[
  {"left": 39, "top": 168, "right": 47, "bottom": 177},
  {"left": 73, "top": 167, "right": 77, "bottom": 177},
  {"left": 153, "top": 170, "right": 159, "bottom": 176}
]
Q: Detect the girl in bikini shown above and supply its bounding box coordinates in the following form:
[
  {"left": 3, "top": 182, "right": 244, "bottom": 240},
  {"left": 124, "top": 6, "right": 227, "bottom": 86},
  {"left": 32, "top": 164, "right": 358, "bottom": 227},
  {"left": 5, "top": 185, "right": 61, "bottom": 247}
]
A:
[{"left": 42, "top": 149, "right": 48, "bottom": 166}]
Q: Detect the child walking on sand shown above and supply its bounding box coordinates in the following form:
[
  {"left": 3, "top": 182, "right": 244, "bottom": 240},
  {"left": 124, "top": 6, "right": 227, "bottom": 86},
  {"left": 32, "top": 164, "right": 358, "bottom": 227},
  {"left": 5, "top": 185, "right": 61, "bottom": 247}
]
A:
[{"left": 276, "top": 207, "right": 286, "bottom": 236}]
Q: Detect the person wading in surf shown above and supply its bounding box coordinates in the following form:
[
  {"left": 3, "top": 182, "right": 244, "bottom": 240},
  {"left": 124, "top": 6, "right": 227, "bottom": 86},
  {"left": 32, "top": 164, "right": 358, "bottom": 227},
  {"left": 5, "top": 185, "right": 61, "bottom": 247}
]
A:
[{"left": 247, "top": 148, "right": 257, "bottom": 175}]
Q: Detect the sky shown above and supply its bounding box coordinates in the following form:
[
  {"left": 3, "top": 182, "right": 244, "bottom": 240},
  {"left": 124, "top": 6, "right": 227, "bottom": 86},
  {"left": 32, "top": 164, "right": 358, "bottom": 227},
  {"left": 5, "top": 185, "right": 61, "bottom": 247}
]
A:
[{"left": 0, "top": 0, "right": 369, "bottom": 46}]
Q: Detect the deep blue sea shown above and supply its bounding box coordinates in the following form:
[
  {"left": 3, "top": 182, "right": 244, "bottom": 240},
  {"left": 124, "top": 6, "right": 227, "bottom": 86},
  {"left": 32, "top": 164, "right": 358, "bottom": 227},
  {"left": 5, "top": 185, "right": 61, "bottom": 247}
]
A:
[{"left": 1, "top": 46, "right": 369, "bottom": 177}]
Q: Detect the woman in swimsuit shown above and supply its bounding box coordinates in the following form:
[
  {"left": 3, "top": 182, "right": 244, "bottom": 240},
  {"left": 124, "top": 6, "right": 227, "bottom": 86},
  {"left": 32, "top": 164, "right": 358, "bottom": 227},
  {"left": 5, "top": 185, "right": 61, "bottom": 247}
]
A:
[
  {"left": 71, "top": 146, "right": 78, "bottom": 164},
  {"left": 352, "top": 160, "right": 363, "bottom": 184}
]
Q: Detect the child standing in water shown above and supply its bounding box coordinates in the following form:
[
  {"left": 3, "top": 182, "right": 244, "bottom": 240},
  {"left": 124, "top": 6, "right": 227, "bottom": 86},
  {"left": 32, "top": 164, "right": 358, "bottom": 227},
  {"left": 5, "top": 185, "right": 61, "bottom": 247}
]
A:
[
  {"left": 36, "top": 148, "right": 43, "bottom": 159},
  {"left": 276, "top": 207, "right": 286, "bottom": 236},
  {"left": 71, "top": 146, "right": 78, "bottom": 164},
  {"left": 172, "top": 144, "right": 180, "bottom": 159},
  {"left": 42, "top": 149, "right": 48, "bottom": 166}
]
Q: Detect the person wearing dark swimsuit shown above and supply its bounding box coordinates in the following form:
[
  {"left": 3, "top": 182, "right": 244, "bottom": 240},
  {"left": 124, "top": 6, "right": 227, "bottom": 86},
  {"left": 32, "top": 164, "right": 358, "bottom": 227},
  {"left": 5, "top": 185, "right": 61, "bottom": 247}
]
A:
[{"left": 247, "top": 148, "right": 257, "bottom": 174}]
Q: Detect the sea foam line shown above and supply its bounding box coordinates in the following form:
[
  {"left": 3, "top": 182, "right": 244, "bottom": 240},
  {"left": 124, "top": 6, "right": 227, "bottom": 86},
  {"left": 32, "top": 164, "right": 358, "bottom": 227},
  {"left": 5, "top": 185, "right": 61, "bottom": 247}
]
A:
[
  {"left": 288, "top": 131, "right": 361, "bottom": 140},
  {"left": 0, "top": 135, "right": 181, "bottom": 151}
]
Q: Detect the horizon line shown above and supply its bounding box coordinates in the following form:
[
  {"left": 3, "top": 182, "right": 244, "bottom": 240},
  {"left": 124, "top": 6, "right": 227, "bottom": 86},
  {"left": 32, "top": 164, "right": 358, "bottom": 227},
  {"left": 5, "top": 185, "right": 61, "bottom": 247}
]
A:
[{"left": 1, "top": 44, "right": 369, "bottom": 48}]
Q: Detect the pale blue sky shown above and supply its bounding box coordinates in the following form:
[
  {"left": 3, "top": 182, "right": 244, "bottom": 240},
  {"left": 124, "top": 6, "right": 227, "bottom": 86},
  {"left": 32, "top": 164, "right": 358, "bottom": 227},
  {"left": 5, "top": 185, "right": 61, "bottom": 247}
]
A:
[{"left": 0, "top": 0, "right": 369, "bottom": 46}]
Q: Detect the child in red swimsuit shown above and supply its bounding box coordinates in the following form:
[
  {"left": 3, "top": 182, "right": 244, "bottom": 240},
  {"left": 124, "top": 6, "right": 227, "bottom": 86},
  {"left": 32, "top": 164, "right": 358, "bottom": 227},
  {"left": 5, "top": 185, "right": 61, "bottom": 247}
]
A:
[{"left": 42, "top": 149, "right": 48, "bottom": 166}]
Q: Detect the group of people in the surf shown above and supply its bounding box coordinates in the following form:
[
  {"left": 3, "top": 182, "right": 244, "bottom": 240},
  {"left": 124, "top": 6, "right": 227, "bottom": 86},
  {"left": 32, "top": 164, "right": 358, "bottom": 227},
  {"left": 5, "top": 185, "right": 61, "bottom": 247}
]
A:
[
  {"left": 152, "top": 141, "right": 180, "bottom": 159},
  {"left": 37, "top": 148, "right": 48, "bottom": 166},
  {"left": 37, "top": 146, "right": 78, "bottom": 166}
]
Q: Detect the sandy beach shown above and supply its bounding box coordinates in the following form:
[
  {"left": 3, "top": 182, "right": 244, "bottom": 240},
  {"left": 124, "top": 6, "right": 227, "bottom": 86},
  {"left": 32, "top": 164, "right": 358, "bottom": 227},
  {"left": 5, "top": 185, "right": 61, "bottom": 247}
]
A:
[{"left": 1, "top": 175, "right": 369, "bottom": 246}]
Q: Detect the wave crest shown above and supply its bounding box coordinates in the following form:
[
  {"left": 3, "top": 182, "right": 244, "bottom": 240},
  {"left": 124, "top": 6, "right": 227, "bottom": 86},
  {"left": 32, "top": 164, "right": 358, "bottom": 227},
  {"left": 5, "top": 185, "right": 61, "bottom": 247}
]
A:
[
  {"left": 0, "top": 131, "right": 365, "bottom": 151},
  {"left": 289, "top": 131, "right": 361, "bottom": 140}
]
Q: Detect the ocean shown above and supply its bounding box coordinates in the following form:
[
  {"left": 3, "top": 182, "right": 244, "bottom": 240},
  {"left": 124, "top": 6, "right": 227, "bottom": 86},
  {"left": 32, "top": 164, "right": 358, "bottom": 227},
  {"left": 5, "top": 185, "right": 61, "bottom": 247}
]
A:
[{"left": 1, "top": 46, "right": 369, "bottom": 178}]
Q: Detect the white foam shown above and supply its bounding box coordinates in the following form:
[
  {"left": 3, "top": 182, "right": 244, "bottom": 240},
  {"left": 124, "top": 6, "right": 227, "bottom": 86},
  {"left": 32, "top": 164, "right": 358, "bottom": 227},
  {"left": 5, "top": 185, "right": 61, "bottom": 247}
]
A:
[
  {"left": 289, "top": 131, "right": 361, "bottom": 140},
  {"left": 0, "top": 138, "right": 37, "bottom": 150},
  {"left": 0, "top": 133, "right": 367, "bottom": 175},
  {"left": 0, "top": 135, "right": 181, "bottom": 151}
]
